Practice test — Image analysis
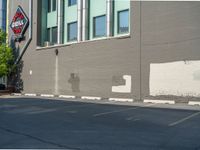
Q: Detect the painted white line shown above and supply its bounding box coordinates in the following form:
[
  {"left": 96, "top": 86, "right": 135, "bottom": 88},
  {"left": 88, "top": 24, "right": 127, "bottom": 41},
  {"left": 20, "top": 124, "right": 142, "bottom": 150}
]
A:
[
  {"left": 59, "top": 95, "right": 76, "bottom": 99},
  {"left": 93, "top": 103, "right": 156, "bottom": 117},
  {"left": 169, "top": 112, "right": 200, "bottom": 127},
  {"left": 144, "top": 99, "right": 175, "bottom": 105},
  {"left": 109, "top": 98, "right": 134, "bottom": 102},
  {"left": 40, "top": 94, "right": 55, "bottom": 98},
  {"left": 81, "top": 96, "right": 102, "bottom": 100},
  {"left": 24, "top": 93, "right": 37, "bottom": 97},
  {"left": 12, "top": 93, "right": 22, "bottom": 96},
  {"left": 188, "top": 101, "right": 200, "bottom": 106}
]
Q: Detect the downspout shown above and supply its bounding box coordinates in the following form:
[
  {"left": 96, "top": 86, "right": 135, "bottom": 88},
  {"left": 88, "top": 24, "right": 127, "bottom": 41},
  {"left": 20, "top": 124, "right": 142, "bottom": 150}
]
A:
[
  {"left": 82, "top": 0, "right": 88, "bottom": 41},
  {"left": 106, "top": 0, "right": 113, "bottom": 37},
  {"left": 15, "top": 0, "right": 32, "bottom": 64},
  {"left": 6, "top": 0, "right": 9, "bottom": 44},
  {"left": 57, "top": 0, "right": 63, "bottom": 44},
  {"left": 77, "top": 0, "right": 82, "bottom": 42}
]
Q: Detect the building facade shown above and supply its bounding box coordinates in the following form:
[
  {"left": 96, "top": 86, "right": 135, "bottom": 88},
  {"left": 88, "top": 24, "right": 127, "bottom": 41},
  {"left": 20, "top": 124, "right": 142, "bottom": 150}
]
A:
[
  {"left": 0, "top": 0, "right": 7, "bottom": 31},
  {"left": 8, "top": 0, "right": 200, "bottom": 101},
  {"left": 0, "top": 0, "right": 7, "bottom": 86}
]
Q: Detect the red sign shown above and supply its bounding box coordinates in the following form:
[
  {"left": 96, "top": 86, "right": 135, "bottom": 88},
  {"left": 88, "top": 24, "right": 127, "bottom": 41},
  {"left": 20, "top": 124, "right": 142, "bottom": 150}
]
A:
[{"left": 10, "top": 6, "right": 29, "bottom": 39}]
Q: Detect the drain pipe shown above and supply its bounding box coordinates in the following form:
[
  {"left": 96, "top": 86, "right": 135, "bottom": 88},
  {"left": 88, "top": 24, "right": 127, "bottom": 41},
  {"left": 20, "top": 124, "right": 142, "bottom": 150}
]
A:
[{"left": 106, "top": 0, "right": 113, "bottom": 37}]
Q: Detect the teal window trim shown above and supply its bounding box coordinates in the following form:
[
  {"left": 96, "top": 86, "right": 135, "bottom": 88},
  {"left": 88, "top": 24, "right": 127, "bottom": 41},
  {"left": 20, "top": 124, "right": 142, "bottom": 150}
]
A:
[
  {"left": 117, "top": 9, "right": 130, "bottom": 35},
  {"left": 93, "top": 15, "right": 106, "bottom": 38}
]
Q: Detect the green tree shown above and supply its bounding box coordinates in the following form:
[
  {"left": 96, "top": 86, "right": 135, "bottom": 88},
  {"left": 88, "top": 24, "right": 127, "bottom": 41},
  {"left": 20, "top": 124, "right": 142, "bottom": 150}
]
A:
[{"left": 0, "top": 29, "right": 14, "bottom": 78}]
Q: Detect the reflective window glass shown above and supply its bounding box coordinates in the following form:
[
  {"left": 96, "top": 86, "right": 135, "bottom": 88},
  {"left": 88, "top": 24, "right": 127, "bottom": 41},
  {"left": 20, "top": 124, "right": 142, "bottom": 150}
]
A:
[
  {"left": 118, "top": 10, "right": 129, "bottom": 34},
  {"left": 52, "top": 27, "right": 58, "bottom": 44},
  {"left": 93, "top": 15, "right": 106, "bottom": 38},
  {"left": 68, "top": 22, "right": 77, "bottom": 42},
  {"left": 69, "top": 0, "right": 77, "bottom": 6},
  {"left": 48, "top": 0, "right": 51, "bottom": 12},
  {"left": 52, "top": 0, "right": 57, "bottom": 11}
]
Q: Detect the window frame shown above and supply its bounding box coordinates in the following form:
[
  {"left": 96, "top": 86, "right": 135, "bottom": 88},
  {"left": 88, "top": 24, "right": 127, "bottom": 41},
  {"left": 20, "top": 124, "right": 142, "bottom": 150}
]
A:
[
  {"left": 117, "top": 9, "right": 130, "bottom": 35},
  {"left": 93, "top": 15, "right": 106, "bottom": 38},
  {"left": 67, "top": 21, "right": 78, "bottom": 42}
]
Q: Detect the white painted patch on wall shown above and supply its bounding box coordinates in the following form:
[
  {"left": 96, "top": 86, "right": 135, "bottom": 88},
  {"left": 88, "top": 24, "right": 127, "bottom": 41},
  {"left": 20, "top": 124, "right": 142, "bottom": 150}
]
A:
[
  {"left": 150, "top": 61, "right": 200, "bottom": 97},
  {"left": 112, "top": 75, "right": 132, "bottom": 93}
]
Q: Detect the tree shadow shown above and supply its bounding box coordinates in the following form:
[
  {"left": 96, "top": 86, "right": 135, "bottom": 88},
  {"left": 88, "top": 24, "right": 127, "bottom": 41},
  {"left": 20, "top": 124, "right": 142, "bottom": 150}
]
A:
[
  {"left": 7, "top": 37, "right": 24, "bottom": 93},
  {"left": 68, "top": 73, "right": 80, "bottom": 93}
]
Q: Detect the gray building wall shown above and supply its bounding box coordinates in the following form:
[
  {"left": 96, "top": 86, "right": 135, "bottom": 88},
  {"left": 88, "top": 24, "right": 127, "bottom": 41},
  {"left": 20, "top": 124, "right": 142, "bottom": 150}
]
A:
[{"left": 8, "top": 1, "right": 200, "bottom": 100}]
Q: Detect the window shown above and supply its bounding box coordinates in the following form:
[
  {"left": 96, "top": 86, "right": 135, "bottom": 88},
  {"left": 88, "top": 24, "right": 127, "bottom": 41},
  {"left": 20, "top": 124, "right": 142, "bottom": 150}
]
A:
[
  {"left": 68, "top": 0, "right": 77, "bottom": 6},
  {"left": 68, "top": 22, "right": 77, "bottom": 42},
  {"left": 93, "top": 15, "right": 106, "bottom": 38},
  {"left": 47, "top": 27, "right": 58, "bottom": 45},
  {"left": 48, "top": 0, "right": 57, "bottom": 12},
  {"left": 48, "top": 0, "right": 52, "bottom": 12},
  {"left": 118, "top": 10, "right": 129, "bottom": 34},
  {"left": 47, "top": 28, "right": 51, "bottom": 42},
  {"left": 52, "top": 27, "right": 58, "bottom": 44},
  {"left": 52, "top": 0, "right": 57, "bottom": 11}
]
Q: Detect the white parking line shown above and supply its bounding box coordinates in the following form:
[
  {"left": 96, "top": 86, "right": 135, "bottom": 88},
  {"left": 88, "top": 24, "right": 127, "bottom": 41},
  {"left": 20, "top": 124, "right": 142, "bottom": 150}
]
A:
[
  {"left": 93, "top": 103, "right": 156, "bottom": 117},
  {"left": 169, "top": 111, "right": 200, "bottom": 127}
]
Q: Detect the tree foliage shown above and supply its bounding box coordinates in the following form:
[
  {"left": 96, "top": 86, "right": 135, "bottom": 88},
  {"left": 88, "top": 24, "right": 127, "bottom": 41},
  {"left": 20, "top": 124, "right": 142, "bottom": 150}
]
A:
[{"left": 0, "top": 29, "right": 14, "bottom": 78}]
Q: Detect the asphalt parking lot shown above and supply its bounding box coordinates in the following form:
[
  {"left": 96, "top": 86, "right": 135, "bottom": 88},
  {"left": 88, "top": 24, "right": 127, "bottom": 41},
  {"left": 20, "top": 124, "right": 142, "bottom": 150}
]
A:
[{"left": 0, "top": 97, "right": 200, "bottom": 150}]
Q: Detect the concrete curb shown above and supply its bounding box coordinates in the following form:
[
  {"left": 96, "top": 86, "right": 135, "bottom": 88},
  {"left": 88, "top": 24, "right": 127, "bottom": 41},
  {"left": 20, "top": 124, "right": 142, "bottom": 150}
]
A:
[
  {"left": 40, "top": 94, "right": 55, "bottom": 98},
  {"left": 109, "top": 98, "right": 134, "bottom": 102},
  {"left": 81, "top": 96, "right": 102, "bottom": 100},
  {"left": 24, "top": 93, "right": 37, "bottom": 97},
  {"left": 12, "top": 93, "right": 22, "bottom": 96},
  {"left": 144, "top": 99, "right": 175, "bottom": 105},
  {"left": 188, "top": 101, "right": 200, "bottom": 106},
  {"left": 10, "top": 93, "right": 200, "bottom": 106},
  {"left": 59, "top": 95, "right": 76, "bottom": 99}
]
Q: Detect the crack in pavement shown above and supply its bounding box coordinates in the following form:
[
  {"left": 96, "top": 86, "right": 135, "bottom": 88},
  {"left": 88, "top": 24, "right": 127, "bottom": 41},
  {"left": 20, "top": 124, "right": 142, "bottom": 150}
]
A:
[{"left": 0, "top": 126, "right": 80, "bottom": 150}]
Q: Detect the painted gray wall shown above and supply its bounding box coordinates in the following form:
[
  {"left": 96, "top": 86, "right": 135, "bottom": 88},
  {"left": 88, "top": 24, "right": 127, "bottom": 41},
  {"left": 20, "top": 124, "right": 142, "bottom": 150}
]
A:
[
  {"left": 8, "top": 1, "right": 200, "bottom": 100},
  {"left": 141, "top": 2, "right": 200, "bottom": 99}
]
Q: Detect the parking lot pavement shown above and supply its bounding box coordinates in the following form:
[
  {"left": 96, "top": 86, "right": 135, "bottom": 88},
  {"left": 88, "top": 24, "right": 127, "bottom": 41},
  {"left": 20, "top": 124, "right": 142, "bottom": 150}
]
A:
[{"left": 0, "top": 97, "right": 200, "bottom": 150}]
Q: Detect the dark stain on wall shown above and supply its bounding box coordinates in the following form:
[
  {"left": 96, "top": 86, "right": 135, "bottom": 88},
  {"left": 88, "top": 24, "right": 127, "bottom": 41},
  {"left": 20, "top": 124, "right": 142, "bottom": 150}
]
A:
[
  {"left": 68, "top": 73, "right": 80, "bottom": 93},
  {"left": 112, "top": 75, "right": 126, "bottom": 86}
]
